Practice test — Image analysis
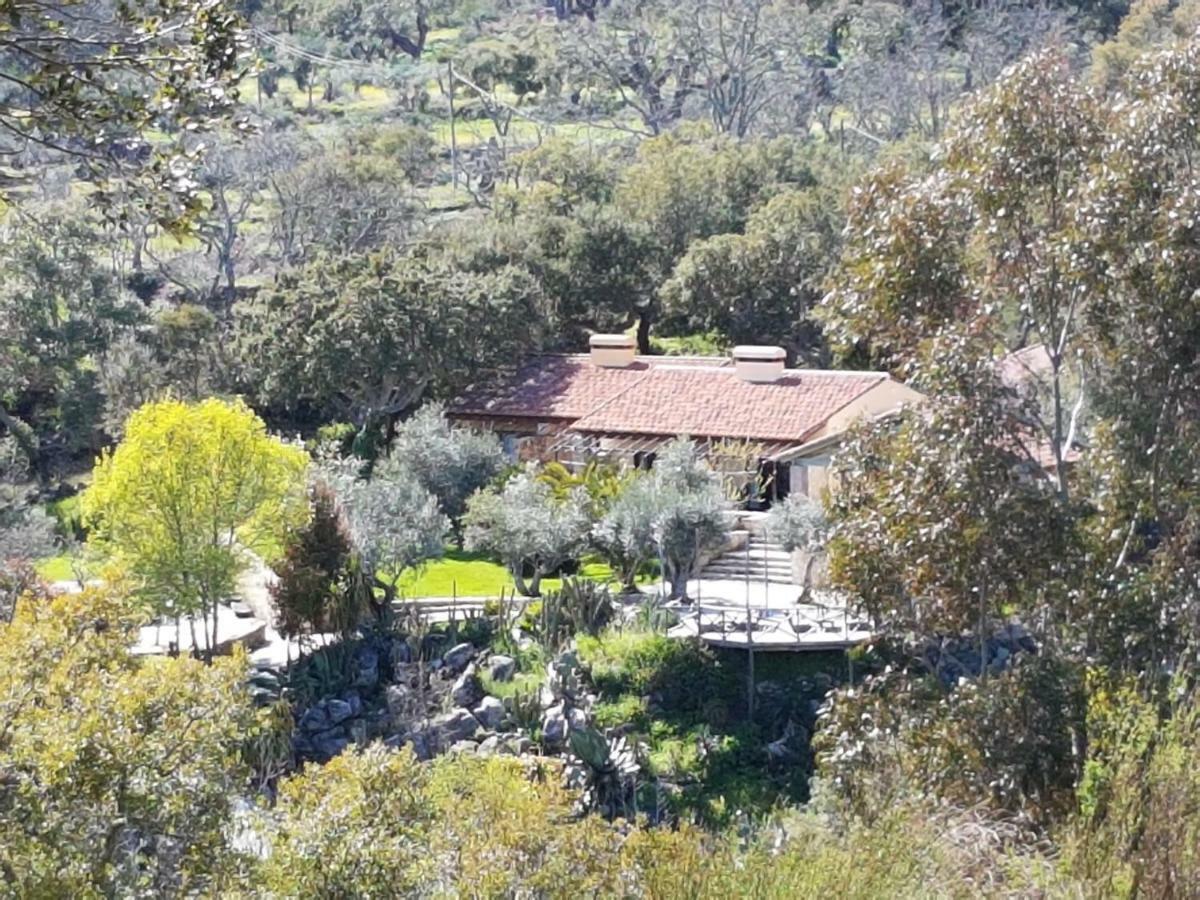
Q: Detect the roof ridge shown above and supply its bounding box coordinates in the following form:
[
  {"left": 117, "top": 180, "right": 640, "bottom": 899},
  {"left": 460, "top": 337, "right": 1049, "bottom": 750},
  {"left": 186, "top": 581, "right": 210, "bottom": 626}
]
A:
[{"left": 794, "top": 377, "right": 891, "bottom": 443}]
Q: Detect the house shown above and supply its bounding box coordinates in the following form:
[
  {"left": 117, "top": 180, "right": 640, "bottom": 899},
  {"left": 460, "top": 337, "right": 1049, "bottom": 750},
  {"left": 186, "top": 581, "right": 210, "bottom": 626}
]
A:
[{"left": 448, "top": 335, "right": 923, "bottom": 505}]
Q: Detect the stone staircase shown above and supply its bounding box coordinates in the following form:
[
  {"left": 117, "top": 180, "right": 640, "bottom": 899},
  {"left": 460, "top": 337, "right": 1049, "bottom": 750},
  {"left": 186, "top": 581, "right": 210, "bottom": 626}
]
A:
[{"left": 701, "top": 533, "right": 794, "bottom": 585}]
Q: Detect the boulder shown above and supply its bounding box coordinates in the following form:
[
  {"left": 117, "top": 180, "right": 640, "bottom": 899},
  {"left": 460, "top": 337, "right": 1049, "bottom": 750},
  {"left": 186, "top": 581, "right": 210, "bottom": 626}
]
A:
[
  {"left": 386, "top": 683, "right": 415, "bottom": 722},
  {"left": 448, "top": 740, "right": 480, "bottom": 755},
  {"left": 353, "top": 645, "right": 379, "bottom": 689},
  {"left": 386, "top": 729, "right": 434, "bottom": 761},
  {"left": 473, "top": 695, "right": 505, "bottom": 730},
  {"left": 312, "top": 728, "right": 350, "bottom": 760},
  {"left": 541, "top": 704, "right": 568, "bottom": 746},
  {"left": 442, "top": 642, "right": 475, "bottom": 673},
  {"left": 325, "top": 698, "right": 354, "bottom": 725},
  {"left": 478, "top": 734, "right": 504, "bottom": 755},
  {"left": 297, "top": 705, "right": 330, "bottom": 734},
  {"left": 451, "top": 664, "right": 484, "bottom": 709},
  {"left": 431, "top": 708, "right": 481, "bottom": 748},
  {"left": 486, "top": 654, "right": 517, "bottom": 683}
]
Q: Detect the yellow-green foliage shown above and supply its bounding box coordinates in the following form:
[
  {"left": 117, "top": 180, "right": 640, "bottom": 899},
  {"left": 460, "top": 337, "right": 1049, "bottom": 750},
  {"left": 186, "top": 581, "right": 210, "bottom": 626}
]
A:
[
  {"left": 1062, "top": 675, "right": 1200, "bottom": 897},
  {"left": 264, "top": 744, "right": 1042, "bottom": 899},
  {"left": 263, "top": 747, "right": 625, "bottom": 897},
  {"left": 0, "top": 587, "right": 278, "bottom": 897},
  {"left": 81, "top": 398, "right": 308, "bottom": 618}
]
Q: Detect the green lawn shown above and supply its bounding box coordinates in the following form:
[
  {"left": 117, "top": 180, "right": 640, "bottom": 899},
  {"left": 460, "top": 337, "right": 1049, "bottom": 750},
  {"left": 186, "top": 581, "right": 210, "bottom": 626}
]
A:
[
  {"left": 395, "top": 549, "right": 654, "bottom": 598},
  {"left": 35, "top": 553, "right": 86, "bottom": 582}
]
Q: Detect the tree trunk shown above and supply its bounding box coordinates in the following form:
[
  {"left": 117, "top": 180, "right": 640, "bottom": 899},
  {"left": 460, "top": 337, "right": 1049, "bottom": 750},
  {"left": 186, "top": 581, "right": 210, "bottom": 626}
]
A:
[
  {"left": 210, "top": 598, "right": 219, "bottom": 663},
  {"left": 511, "top": 563, "right": 540, "bottom": 597},
  {"left": 667, "top": 565, "right": 689, "bottom": 601},
  {"left": 636, "top": 311, "right": 652, "bottom": 356}
]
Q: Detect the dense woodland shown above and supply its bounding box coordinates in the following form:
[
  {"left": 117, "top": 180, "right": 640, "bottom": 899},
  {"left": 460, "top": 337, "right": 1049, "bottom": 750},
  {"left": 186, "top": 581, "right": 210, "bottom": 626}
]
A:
[{"left": 6, "top": 0, "right": 1200, "bottom": 895}]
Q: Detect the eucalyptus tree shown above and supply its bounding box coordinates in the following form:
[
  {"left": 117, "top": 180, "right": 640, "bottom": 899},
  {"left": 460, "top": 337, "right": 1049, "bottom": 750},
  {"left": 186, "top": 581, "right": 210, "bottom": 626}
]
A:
[{"left": 823, "top": 37, "right": 1200, "bottom": 671}]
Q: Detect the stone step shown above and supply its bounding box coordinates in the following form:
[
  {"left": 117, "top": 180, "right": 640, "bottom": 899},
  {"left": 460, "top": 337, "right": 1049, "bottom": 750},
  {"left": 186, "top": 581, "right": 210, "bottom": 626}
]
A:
[
  {"left": 702, "top": 565, "right": 793, "bottom": 580},
  {"left": 712, "top": 552, "right": 791, "bottom": 566},
  {"left": 729, "top": 549, "right": 791, "bottom": 562}
]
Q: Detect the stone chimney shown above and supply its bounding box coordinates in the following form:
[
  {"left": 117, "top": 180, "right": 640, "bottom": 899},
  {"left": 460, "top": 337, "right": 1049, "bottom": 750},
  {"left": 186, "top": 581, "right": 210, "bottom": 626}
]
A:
[
  {"left": 733, "top": 345, "right": 786, "bottom": 383},
  {"left": 589, "top": 334, "right": 636, "bottom": 368}
]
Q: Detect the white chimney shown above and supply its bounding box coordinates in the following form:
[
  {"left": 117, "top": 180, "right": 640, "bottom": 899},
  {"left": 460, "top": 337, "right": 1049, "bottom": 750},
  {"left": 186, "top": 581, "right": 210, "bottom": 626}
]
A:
[
  {"left": 733, "top": 345, "right": 786, "bottom": 382},
  {"left": 589, "top": 333, "right": 636, "bottom": 368}
]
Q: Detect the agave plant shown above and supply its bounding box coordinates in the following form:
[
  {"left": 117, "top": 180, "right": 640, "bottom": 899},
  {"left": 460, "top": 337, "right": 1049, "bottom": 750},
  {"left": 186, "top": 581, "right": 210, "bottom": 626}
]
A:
[{"left": 566, "top": 725, "right": 643, "bottom": 819}]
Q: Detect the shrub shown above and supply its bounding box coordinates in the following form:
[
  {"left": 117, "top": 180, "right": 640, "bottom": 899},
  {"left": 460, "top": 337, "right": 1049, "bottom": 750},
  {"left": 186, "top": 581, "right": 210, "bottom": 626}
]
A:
[
  {"left": 1062, "top": 676, "right": 1200, "bottom": 896},
  {"left": 271, "top": 483, "right": 356, "bottom": 642},
  {"left": 814, "top": 651, "right": 1085, "bottom": 830},
  {"left": 578, "top": 629, "right": 737, "bottom": 720}
]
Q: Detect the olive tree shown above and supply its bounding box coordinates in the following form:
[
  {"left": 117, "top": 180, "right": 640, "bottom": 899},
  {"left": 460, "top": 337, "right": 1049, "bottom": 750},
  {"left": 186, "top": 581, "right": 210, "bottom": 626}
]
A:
[
  {"left": 389, "top": 403, "right": 504, "bottom": 528},
  {"left": 463, "top": 465, "right": 591, "bottom": 597},
  {"left": 591, "top": 472, "right": 657, "bottom": 593},
  {"left": 318, "top": 452, "right": 449, "bottom": 611},
  {"left": 647, "top": 439, "right": 729, "bottom": 601}
]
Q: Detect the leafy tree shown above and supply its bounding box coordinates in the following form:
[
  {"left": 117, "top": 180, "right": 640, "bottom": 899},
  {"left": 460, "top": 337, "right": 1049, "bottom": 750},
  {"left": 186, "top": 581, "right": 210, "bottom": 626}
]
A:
[
  {"left": 362, "top": 122, "right": 439, "bottom": 184},
  {"left": 660, "top": 186, "right": 842, "bottom": 362},
  {"left": 236, "top": 251, "right": 544, "bottom": 437},
  {"left": 462, "top": 198, "right": 657, "bottom": 351},
  {"left": 311, "top": 0, "right": 455, "bottom": 60},
  {"left": 388, "top": 402, "right": 504, "bottom": 528},
  {"left": 0, "top": 437, "right": 57, "bottom": 564},
  {"left": 81, "top": 398, "right": 309, "bottom": 656},
  {"left": 318, "top": 451, "right": 449, "bottom": 610},
  {"left": 592, "top": 471, "right": 658, "bottom": 592},
  {"left": 0, "top": 212, "right": 144, "bottom": 482},
  {"left": 463, "top": 465, "right": 591, "bottom": 596},
  {"left": 815, "top": 651, "right": 1085, "bottom": 829},
  {"left": 0, "top": 586, "right": 279, "bottom": 895},
  {"left": 553, "top": 0, "right": 695, "bottom": 137},
  {"left": 828, "top": 337, "right": 1078, "bottom": 637},
  {"left": 613, "top": 129, "right": 815, "bottom": 349},
  {"left": 0, "top": 0, "right": 247, "bottom": 220},
  {"left": 265, "top": 148, "right": 424, "bottom": 264},
  {"left": 823, "top": 41, "right": 1200, "bottom": 670}
]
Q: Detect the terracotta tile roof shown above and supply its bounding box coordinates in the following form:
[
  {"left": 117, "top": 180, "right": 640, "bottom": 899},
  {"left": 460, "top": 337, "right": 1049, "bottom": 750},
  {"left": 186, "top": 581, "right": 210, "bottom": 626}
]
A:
[
  {"left": 450, "top": 354, "right": 887, "bottom": 443},
  {"left": 996, "top": 343, "right": 1054, "bottom": 387},
  {"left": 448, "top": 355, "right": 648, "bottom": 421}
]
